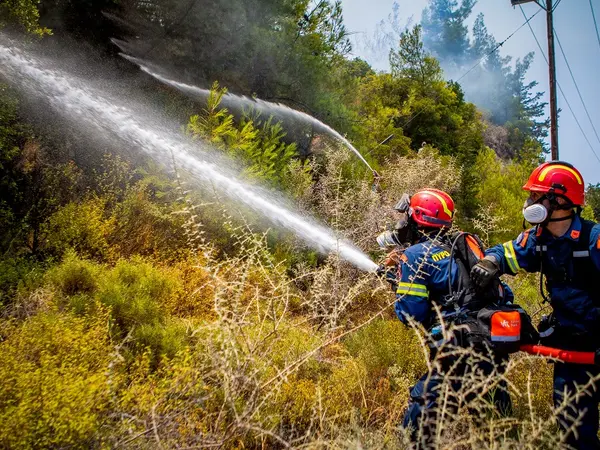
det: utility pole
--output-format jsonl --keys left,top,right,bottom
{"left": 511, "top": 0, "right": 559, "bottom": 160}
{"left": 546, "top": 0, "right": 559, "bottom": 160}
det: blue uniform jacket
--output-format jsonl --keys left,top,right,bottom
{"left": 394, "top": 236, "right": 460, "bottom": 325}
{"left": 486, "top": 215, "right": 600, "bottom": 336}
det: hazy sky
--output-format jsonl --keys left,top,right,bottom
{"left": 339, "top": 0, "right": 600, "bottom": 185}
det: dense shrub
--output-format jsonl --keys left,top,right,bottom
{"left": 41, "top": 198, "right": 114, "bottom": 260}
{"left": 0, "top": 311, "right": 116, "bottom": 449}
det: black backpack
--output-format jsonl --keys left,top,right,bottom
{"left": 441, "top": 232, "right": 538, "bottom": 353}
{"left": 443, "top": 232, "right": 504, "bottom": 310}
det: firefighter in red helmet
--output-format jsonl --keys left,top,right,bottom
{"left": 472, "top": 161, "right": 600, "bottom": 450}
{"left": 377, "top": 188, "right": 513, "bottom": 445}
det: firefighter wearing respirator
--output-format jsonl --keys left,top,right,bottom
{"left": 471, "top": 161, "right": 600, "bottom": 450}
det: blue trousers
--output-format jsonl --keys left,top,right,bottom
{"left": 554, "top": 362, "right": 600, "bottom": 450}
{"left": 402, "top": 358, "right": 511, "bottom": 446}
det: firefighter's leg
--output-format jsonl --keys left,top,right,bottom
{"left": 401, "top": 371, "right": 444, "bottom": 446}
{"left": 465, "top": 356, "right": 512, "bottom": 421}
{"left": 553, "top": 362, "right": 600, "bottom": 450}
{"left": 488, "top": 355, "right": 512, "bottom": 417}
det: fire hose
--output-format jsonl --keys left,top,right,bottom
{"left": 520, "top": 345, "right": 597, "bottom": 365}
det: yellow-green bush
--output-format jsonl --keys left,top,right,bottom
{"left": 41, "top": 197, "right": 114, "bottom": 260}
{"left": 96, "top": 258, "right": 182, "bottom": 330}
{"left": 344, "top": 319, "right": 426, "bottom": 381}
{"left": 46, "top": 254, "right": 191, "bottom": 359}
{"left": 46, "top": 250, "right": 101, "bottom": 297}
{"left": 134, "top": 319, "right": 191, "bottom": 359}
{"left": 0, "top": 311, "right": 116, "bottom": 449}
{"left": 472, "top": 148, "right": 534, "bottom": 245}
{"left": 110, "top": 187, "right": 188, "bottom": 261}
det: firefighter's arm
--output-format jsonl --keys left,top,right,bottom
{"left": 394, "top": 251, "right": 430, "bottom": 325}
{"left": 589, "top": 224, "right": 600, "bottom": 271}
{"left": 583, "top": 225, "right": 600, "bottom": 334}
{"left": 484, "top": 229, "right": 539, "bottom": 276}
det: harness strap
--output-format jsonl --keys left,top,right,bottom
{"left": 537, "top": 219, "right": 599, "bottom": 304}
{"left": 535, "top": 246, "right": 588, "bottom": 258}
{"left": 572, "top": 219, "right": 597, "bottom": 299}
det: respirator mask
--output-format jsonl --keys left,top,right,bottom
{"left": 522, "top": 191, "right": 574, "bottom": 225}
{"left": 522, "top": 196, "right": 549, "bottom": 224}
{"left": 376, "top": 194, "right": 417, "bottom": 248}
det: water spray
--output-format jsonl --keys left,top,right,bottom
{"left": 0, "top": 39, "right": 378, "bottom": 273}
{"left": 116, "top": 51, "right": 380, "bottom": 179}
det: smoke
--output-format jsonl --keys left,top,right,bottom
{"left": 347, "top": 1, "right": 543, "bottom": 139}
{"left": 348, "top": 2, "right": 415, "bottom": 71}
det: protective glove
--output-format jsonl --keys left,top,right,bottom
{"left": 376, "top": 264, "right": 398, "bottom": 292}
{"left": 376, "top": 264, "right": 387, "bottom": 277}
{"left": 470, "top": 256, "right": 499, "bottom": 290}
{"left": 537, "top": 314, "right": 556, "bottom": 339}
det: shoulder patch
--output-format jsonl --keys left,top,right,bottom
{"left": 571, "top": 229, "right": 580, "bottom": 240}
{"left": 517, "top": 230, "right": 530, "bottom": 248}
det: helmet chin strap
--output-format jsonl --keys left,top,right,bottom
{"left": 544, "top": 193, "right": 576, "bottom": 225}
{"left": 546, "top": 212, "right": 575, "bottom": 223}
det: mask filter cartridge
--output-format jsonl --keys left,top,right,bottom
{"left": 522, "top": 200, "right": 548, "bottom": 224}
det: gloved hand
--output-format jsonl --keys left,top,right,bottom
{"left": 375, "top": 264, "right": 388, "bottom": 277}
{"left": 470, "top": 256, "right": 499, "bottom": 290}
{"left": 537, "top": 314, "right": 556, "bottom": 339}
{"left": 376, "top": 264, "right": 398, "bottom": 292}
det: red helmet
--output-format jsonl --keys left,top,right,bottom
{"left": 523, "top": 161, "right": 584, "bottom": 206}
{"left": 409, "top": 189, "right": 455, "bottom": 228}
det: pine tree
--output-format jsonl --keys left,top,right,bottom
{"left": 421, "top": 0, "right": 475, "bottom": 69}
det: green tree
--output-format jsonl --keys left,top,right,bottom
{"left": 0, "top": 0, "right": 50, "bottom": 35}
{"left": 421, "top": 0, "right": 475, "bottom": 68}
{"left": 586, "top": 184, "right": 600, "bottom": 221}
{"left": 390, "top": 25, "right": 442, "bottom": 85}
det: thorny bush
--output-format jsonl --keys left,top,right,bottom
{"left": 0, "top": 143, "right": 588, "bottom": 449}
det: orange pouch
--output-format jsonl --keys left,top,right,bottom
{"left": 490, "top": 311, "right": 521, "bottom": 343}
{"left": 477, "top": 306, "right": 527, "bottom": 354}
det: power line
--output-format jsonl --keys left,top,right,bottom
{"left": 519, "top": 5, "right": 600, "bottom": 165}
{"left": 402, "top": 8, "right": 542, "bottom": 129}
{"left": 554, "top": 29, "right": 600, "bottom": 147}
{"left": 552, "top": 0, "right": 563, "bottom": 12}
{"left": 590, "top": 0, "right": 600, "bottom": 54}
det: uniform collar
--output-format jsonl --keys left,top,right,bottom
{"left": 536, "top": 214, "right": 581, "bottom": 241}
{"left": 420, "top": 230, "right": 448, "bottom": 244}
